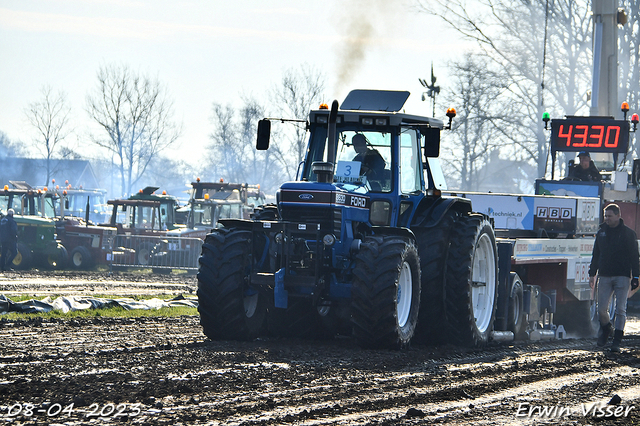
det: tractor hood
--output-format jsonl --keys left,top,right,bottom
{"left": 166, "top": 226, "right": 207, "bottom": 240}
{"left": 13, "top": 215, "right": 55, "bottom": 227}
{"left": 279, "top": 181, "right": 369, "bottom": 208}
{"left": 277, "top": 181, "right": 370, "bottom": 225}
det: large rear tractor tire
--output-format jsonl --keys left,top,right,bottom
{"left": 351, "top": 235, "right": 421, "bottom": 349}
{"left": 412, "top": 213, "right": 454, "bottom": 345}
{"left": 197, "top": 228, "right": 267, "bottom": 340}
{"left": 445, "top": 215, "right": 498, "bottom": 346}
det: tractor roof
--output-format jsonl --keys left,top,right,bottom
{"left": 309, "top": 89, "right": 444, "bottom": 128}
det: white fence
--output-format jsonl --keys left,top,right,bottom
{"left": 109, "top": 234, "right": 203, "bottom": 272}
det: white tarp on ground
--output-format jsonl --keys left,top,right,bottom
{"left": 0, "top": 294, "right": 198, "bottom": 314}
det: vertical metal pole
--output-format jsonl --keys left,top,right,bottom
{"left": 326, "top": 100, "right": 339, "bottom": 183}
{"left": 590, "top": 0, "right": 619, "bottom": 118}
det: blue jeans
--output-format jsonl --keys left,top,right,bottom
{"left": 597, "top": 276, "right": 631, "bottom": 330}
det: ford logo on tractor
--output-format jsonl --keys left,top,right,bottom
{"left": 299, "top": 194, "right": 314, "bottom": 200}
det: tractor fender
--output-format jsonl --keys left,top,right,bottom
{"left": 411, "top": 196, "right": 472, "bottom": 228}
{"left": 218, "top": 218, "right": 254, "bottom": 231}
{"left": 370, "top": 226, "right": 416, "bottom": 244}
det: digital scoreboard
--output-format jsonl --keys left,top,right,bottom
{"left": 550, "top": 117, "right": 630, "bottom": 154}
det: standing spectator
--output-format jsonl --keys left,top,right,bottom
{"left": 0, "top": 209, "right": 18, "bottom": 272}
{"left": 588, "top": 203, "right": 640, "bottom": 352}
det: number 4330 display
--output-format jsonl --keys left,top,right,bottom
{"left": 550, "top": 117, "right": 630, "bottom": 154}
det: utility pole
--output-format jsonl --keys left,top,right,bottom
{"left": 590, "top": 0, "right": 620, "bottom": 118}
{"left": 419, "top": 63, "right": 440, "bottom": 118}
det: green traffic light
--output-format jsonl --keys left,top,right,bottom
{"left": 542, "top": 112, "right": 550, "bottom": 122}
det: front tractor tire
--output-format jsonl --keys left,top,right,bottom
{"left": 70, "top": 246, "right": 94, "bottom": 270}
{"left": 44, "top": 244, "right": 68, "bottom": 269}
{"left": 445, "top": 215, "right": 498, "bottom": 346}
{"left": 351, "top": 236, "right": 421, "bottom": 349}
{"left": 12, "top": 243, "right": 32, "bottom": 270}
{"left": 197, "top": 228, "right": 267, "bottom": 341}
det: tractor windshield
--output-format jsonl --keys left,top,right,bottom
{"left": 189, "top": 201, "right": 243, "bottom": 228}
{"left": 191, "top": 202, "right": 215, "bottom": 227}
{"left": 63, "top": 192, "right": 110, "bottom": 223}
{"left": 304, "top": 127, "right": 393, "bottom": 193}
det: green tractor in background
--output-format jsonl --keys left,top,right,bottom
{"left": 0, "top": 183, "right": 68, "bottom": 270}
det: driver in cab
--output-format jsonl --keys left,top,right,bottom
{"left": 567, "top": 151, "right": 602, "bottom": 182}
{"left": 352, "top": 134, "right": 385, "bottom": 181}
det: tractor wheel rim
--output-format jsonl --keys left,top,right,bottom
{"left": 244, "top": 293, "right": 258, "bottom": 318}
{"left": 397, "top": 261, "right": 412, "bottom": 328}
{"left": 472, "top": 233, "right": 496, "bottom": 333}
{"left": 513, "top": 292, "right": 521, "bottom": 325}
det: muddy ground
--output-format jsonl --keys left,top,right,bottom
{"left": 1, "top": 270, "right": 640, "bottom": 425}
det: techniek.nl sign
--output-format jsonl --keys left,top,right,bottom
{"left": 460, "top": 194, "right": 534, "bottom": 230}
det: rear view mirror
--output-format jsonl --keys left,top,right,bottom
{"left": 422, "top": 127, "right": 441, "bottom": 158}
{"left": 256, "top": 120, "right": 271, "bottom": 150}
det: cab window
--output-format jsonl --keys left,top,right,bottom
{"left": 334, "top": 131, "right": 392, "bottom": 192}
{"left": 400, "top": 129, "right": 422, "bottom": 194}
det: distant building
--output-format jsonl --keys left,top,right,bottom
{"left": 0, "top": 157, "right": 101, "bottom": 189}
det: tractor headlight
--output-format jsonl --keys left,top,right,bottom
{"left": 322, "top": 233, "right": 336, "bottom": 247}
{"left": 370, "top": 200, "right": 391, "bottom": 226}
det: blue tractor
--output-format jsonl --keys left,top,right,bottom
{"left": 197, "top": 90, "right": 499, "bottom": 349}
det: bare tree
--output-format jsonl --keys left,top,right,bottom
{"left": 207, "top": 98, "right": 284, "bottom": 195}
{"left": 270, "top": 64, "right": 326, "bottom": 174}
{"left": 418, "top": 0, "right": 592, "bottom": 178}
{"left": 0, "top": 131, "right": 23, "bottom": 157}
{"left": 440, "top": 54, "right": 508, "bottom": 190}
{"left": 86, "top": 64, "right": 182, "bottom": 196}
{"left": 209, "top": 103, "right": 241, "bottom": 182}
{"left": 238, "top": 98, "right": 282, "bottom": 192}
{"left": 206, "top": 66, "right": 326, "bottom": 195}
{"left": 24, "top": 86, "right": 72, "bottom": 185}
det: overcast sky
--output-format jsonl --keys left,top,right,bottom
{"left": 0, "top": 0, "right": 468, "bottom": 163}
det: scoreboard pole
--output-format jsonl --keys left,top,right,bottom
{"left": 590, "top": 0, "right": 619, "bottom": 119}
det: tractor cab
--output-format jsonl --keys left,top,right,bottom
{"left": 263, "top": 89, "right": 448, "bottom": 232}
{"left": 128, "top": 186, "right": 182, "bottom": 231}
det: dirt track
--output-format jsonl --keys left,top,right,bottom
{"left": 1, "top": 271, "right": 640, "bottom": 425}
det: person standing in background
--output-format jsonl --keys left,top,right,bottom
{"left": 589, "top": 203, "right": 640, "bottom": 352}
{"left": 0, "top": 209, "right": 18, "bottom": 272}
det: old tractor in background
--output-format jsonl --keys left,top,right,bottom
{"left": 127, "top": 186, "right": 183, "bottom": 230}
{"left": 0, "top": 181, "right": 117, "bottom": 270}
{"left": 103, "top": 198, "right": 175, "bottom": 267}
{"left": 49, "top": 181, "right": 111, "bottom": 224}
{"left": 150, "top": 180, "right": 266, "bottom": 271}
{"left": 197, "top": 90, "right": 501, "bottom": 349}
{"left": 0, "top": 183, "right": 67, "bottom": 270}
{"left": 48, "top": 185, "right": 117, "bottom": 270}
{"left": 181, "top": 179, "right": 266, "bottom": 239}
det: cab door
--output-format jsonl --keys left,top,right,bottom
{"left": 398, "top": 128, "right": 423, "bottom": 227}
